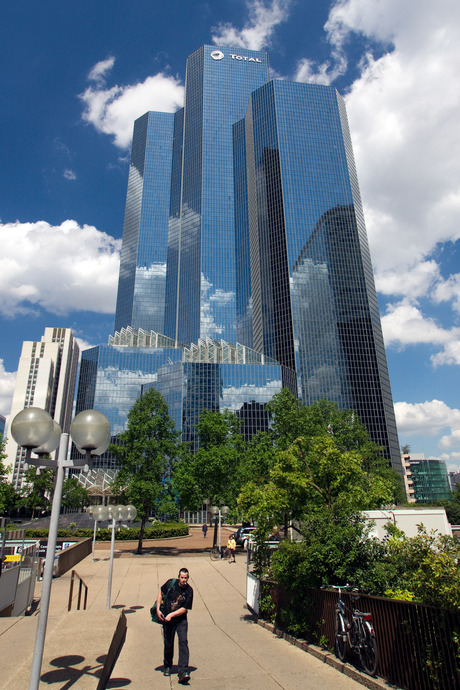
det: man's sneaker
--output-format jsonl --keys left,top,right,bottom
{"left": 178, "top": 670, "right": 190, "bottom": 683}
{"left": 163, "top": 667, "right": 171, "bottom": 676}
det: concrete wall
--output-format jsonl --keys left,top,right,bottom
{"left": 365, "top": 508, "right": 452, "bottom": 539}
{"left": 54, "top": 538, "right": 92, "bottom": 577}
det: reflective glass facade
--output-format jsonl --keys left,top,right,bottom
{"left": 78, "top": 45, "right": 401, "bottom": 474}
{"left": 75, "top": 345, "right": 183, "bottom": 469}
{"left": 240, "top": 80, "right": 400, "bottom": 468}
{"left": 407, "top": 458, "right": 452, "bottom": 503}
{"left": 164, "top": 46, "right": 269, "bottom": 345}
{"left": 145, "top": 360, "right": 285, "bottom": 451}
{"left": 114, "top": 112, "right": 174, "bottom": 334}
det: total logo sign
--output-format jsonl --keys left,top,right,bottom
{"left": 210, "top": 50, "right": 262, "bottom": 64}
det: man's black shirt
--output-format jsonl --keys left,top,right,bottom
{"left": 161, "top": 578, "right": 193, "bottom": 622}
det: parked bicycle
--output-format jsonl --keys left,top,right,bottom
{"left": 323, "top": 584, "right": 379, "bottom": 677}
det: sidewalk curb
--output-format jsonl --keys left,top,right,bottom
{"left": 256, "top": 619, "right": 397, "bottom": 690}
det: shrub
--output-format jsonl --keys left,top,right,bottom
{"left": 25, "top": 522, "right": 189, "bottom": 541}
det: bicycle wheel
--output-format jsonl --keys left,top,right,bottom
{"left": 359, "top": 624, "right": 378, "bottom": 676}
{"left": 210, "top": 546, "right": 220, "bottom": 560}
{"left": 335, "top": 613, "right": 348, "bottom": 661}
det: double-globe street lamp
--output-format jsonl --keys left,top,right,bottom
{"left": 11, "top": 406, "right": 110, "bottom": 690}
{"left": 87, "top": 503, "right": 137, "bottom": 608}
{"left": 211, "top": 504, "right": 229, "bottom": 558}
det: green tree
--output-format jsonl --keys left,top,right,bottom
{"left": 19, "top": 467, "right": 55, "bottom": 518}
{"left": 271, "top": 511, "right": 387, "bottom": 592}
{"left": 237, "top": 395, "right": 398, "bottom": 536}
{"left": 383, "top": 527, "right": 460, "bottom": 608}
{"left": 61, "top": 477, "right": 90, "bottom": 511}
{"left": 267, "top": 390, "right": 404, "bottom": 503}
{"left": 238, "top": 433, "right": 395, "bottom": 539}
{"left": 110, "top": 388, "right": 180, "bottom": 554}
{"left": 173, "top": 409, "right": 244, "bottom": 512}
{"left": 0, "top": 436, "right": 18, "bottom": 516}
{"left": 237, "top": 431, "right": 276, "bottom": 487}
{"left": 435, "top": 485, "right": 460, "bottom": 525}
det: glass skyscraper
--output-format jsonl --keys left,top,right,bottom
{"left": 238, "top": 79, "right": 400, "bottom": 463}
{"left": 163, "top": 45, "right": 270, "bottom": 345}
{"left": 114, "top": 111, "right": 174, "bottom": 334}
{"left": 78, "top": 44, "right": 401, "bottom": 472}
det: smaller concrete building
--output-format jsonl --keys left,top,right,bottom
{"left": 5, "top": 328, "right": 79, "bottom": 487}
{"left": 365, "top": 508, "right": 452, "bottom": 540}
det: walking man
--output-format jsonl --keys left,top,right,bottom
{"left": 156, "top": 567, "right": 193, "bottom": 683}
{"left": 202, "top": 522, "right": 208, "bottom": 538}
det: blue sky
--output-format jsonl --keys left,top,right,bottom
{"left": 1, "top": 0, "right": 460, "bottom": 471}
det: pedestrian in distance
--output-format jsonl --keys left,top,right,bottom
{"left": 227, "top": 534, "right": 236, "bottom": 562}
{"left": 202, "top": 522, "right": 208, "bottom": 538}
{"left": 156, "top": 567, "right": 193, "bottom": 684}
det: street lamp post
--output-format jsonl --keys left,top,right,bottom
{"left": 11, "top": 407, "right": 110, "bottom": 690}
{"left": 105, "top": 504, "right": 137, "bottom": 609}
{"left": 87, "top": 502, "right": 137, "bottom": 607}
{"left": 211, "top": 504, "right": 229, "bottom": 558}
{"left": 87, "top": 504, "right": 110, "bottom": 562}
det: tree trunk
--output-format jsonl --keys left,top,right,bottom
{"left": 283, "top": 512, "right": 288, "bottom": 539}
{"left": 137, "top": 515, "right": 146, "bottom": 554}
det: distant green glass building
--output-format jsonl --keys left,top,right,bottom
{"left": 405, "top": 455, "right": 451, "bottom": 503}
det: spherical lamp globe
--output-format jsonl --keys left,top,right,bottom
{"left": 11, "top": 407, "right": 54, "bottom": 449}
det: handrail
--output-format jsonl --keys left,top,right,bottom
{"left": 68, "top": 569, "right": 88, "bottom": 611}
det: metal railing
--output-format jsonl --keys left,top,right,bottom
{"left": 261, "top": 582, "right": 460, "bottom": 690}
{"left": 67, "top": 569, "right": 88, "bottom": 612}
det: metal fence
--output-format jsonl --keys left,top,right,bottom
{"left": 262, "top": 582, "right": 460, "bottom": 690}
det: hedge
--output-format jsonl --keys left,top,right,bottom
{"left": 24, "top": 522, "right": 189, "bottom": 541}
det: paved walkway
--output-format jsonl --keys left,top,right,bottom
{"left": 0, "top": 530, "right": 385, "bottom": 689}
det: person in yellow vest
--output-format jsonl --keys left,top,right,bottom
{"left": 227, "top": 535, "right": 236, "bottom": 562}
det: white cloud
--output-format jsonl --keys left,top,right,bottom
{"left": 210, "top": 289, "right": 234, "bottom": 305}
{"left": 75, "top": 337, "right": 97, "bottom": 353}
{"left": 94, "top": 366, "right": 160, "bottom": 434}
{"left": 392, "top": 399, "right": 460, "bottom": 464}
{"left": 333, "top": 0, "right": 460, "bottom": 278}
{"left": 63, "top": 169, "right": 76, "bottom": 181}
{"left": 211, "top": 0, "right": 291, "bottom": 50}
{"left": 440, "top": 428, "right": 460, "bottom": 452}
{"left": 0, "top": 359, "right": 16, "bottom": 418}
{"left": 432, "top": 273, "right": 460, "bottom": 315}
{"left": 431, "top": 339, "right": 460, "bottom": 367}
{"left": 221, "top": 379, "right": 283, "bottom": 411}
{"left": 381, "top": 300, "right": 460, "bottom": 364}
{"left": 200, "top": 275, "right": 224, "bottom": 339}
{"left": 291, "top": 0, "right": 459, "bottom": 369}
{"left": 395, "top": 399, "right": 460, "bottom": 441}
{"left": 0, "top": 221, "right": 121, "bottom": 317}
{"left": 293, "top": 54, "right": 347, "bottom": 86}
{"left": 87, "top": 56, "right": 116, "bottom": 85}
{"left": 80, "top": 58, "right": 184, "bottom": 149}
{"left": 375, "top": 261, "right": 440, "bottom": 299}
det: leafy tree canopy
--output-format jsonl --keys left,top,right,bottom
{"left": 0, "top": 436, "right": 18, "bottom": 515}
{"left": 270, "top": 520, "right": 460, "bottom": 610}
{"left": 110, "top": 388, "right": 180, "bottom": 553}
{"left": 383, "top": 527, "right": 460, "bottom": 608}
{"left": 238, "top": 390, "right": 402, "bottom": 535}
{"left": 19, "top": 467, "right": 55, "bottom": 518}
{"left": 173, "top": 409, "right": 244, "bottom": 512}
{"left": 61, "top": 477, "right": 90, "bottom": 511}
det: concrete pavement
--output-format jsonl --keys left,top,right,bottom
{"left": 0, "top": 530, "right": 386, "bottom": 688}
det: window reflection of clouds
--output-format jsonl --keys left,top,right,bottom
{"left": 220, "top": 377, "right": 283, "bottom": 412}
{"left": 200, "top": 274, "right": 235, "bottom": 340}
